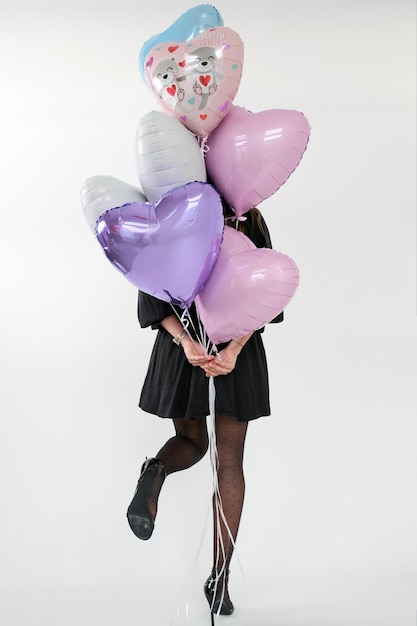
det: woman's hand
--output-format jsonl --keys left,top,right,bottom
{"left": 160, "top": 315, "right": 214, "bottom": 368}
{"left": 202, "top": 335, "right": 254, "bottom": 377}
{"left": 202, "top": 340, "right": 242, "bottom": 377}
{"left": 181, "top": 336, "right": 215, "bottom": 368}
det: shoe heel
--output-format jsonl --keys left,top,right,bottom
{"left": 204, "top": 570, "right": 234, "bottom": 616}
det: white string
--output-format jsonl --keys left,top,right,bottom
{"left": 169, "top": 304, "right": 207, "bottom": 352}
{"left": 169, "top": 303, "right": 220, "bottom": 358}
{"left": 199, "top": 135, "right": 209, "bottom": 159}
{"left": 170, "top": 385, "right": 238, "bottom": 625}
{"left": 224, "top": 214, "right": 247, "bottom": 225}
{"left": 168, "top": 308, "right": 246, "bottom": 625}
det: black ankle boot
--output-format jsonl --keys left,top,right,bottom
{"left": 204, "top": 570, "right": 234, "bottom": 616}
{"left": 126, "top": 457, "right": 166, "bottom": 540}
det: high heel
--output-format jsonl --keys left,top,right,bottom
{"left": 204, "top": 570, "right": 234, "bottom": 616}
{"left": 126, "top": 457, "right": 166, "bottom": 540}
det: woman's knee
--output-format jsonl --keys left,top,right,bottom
{"left": 197, "top": 433, "right": 209, "bottom": 459}
{"left": 194, "top": 421, "right": 209, "bottom": 459}
{"left": 174, "top": 417, "right": 209, "bottom": 459}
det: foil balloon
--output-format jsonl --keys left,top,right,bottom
{"left": 81, "top": 175, "right": 147, "bottom": 231}
{"left": 136, "top": 110, "right": 206, "bottom": 204}
{"left": 205, "top": 105, "right": 311, "bottom": 217}
{"left": 195, "top": 226, "right": 300, "bottom": 344}
{"left": 143, "top": 27, "right": 244, "bottom": 138}
{"left": 139, "top": 4, "right": 224, "bottom": 84}
{"left": 95, "top": 182, "right": 224, "bottom": 308}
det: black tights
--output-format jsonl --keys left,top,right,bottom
{"left": 211, "top": 414, "right": 248, "bottom": 576}
{"left": 150, "top": 415, "right": 248, "bottom": 576}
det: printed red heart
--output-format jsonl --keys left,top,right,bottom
{"left": 139, "top": 5, "right": 224, "bottom": 85}
{"left": 168, "top": 45, "right": 179, "bottom": 53}
{"left": 167, "top": 85, "right": 176, "bottom": 96}
{"left": 200, "top": 114, "right": 208, "bottom": 120}
{"left": 179, "top": 60, "right": 186, "bottom": 67}
{"left": 199, "top": 75, "right": 211, "bottom": 87}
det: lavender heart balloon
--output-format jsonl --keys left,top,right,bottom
{"left": 205, "top": 105, "right": 311, "bottom": 217}
{"left": 195, "top": 226, "right": 300, "bottom": 343}
{"left": 95, "top": 182, "right": 224, "bottom": 308}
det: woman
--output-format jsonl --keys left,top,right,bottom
{"left": 126, "top": 205, "right": 283, "bottom": 616}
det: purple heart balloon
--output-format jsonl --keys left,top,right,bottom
{"left": 95, "top": 182, "right": 224, "bottom": 308}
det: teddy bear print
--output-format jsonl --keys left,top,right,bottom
{"left": 189, "top": 46, "right": 224, "bottom": 110}
{"left": 152, "top": 58, "right": 187, "bottom": 112}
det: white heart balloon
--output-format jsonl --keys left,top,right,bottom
{"left": 80, "top": 175, "right": 147, "bottom": 231}
{"left": 136, "top": 110, "right": 206, "bottom": 203}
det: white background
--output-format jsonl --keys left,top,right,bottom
{"left": 0, "top": 1, "right": 416, "bottom": 625}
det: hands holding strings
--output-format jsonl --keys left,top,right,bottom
{"left": 161, "top": 314, "right": 252, "bottom": 378}
{"left": 182, "top": 334, "right": 251, "bottom": 378}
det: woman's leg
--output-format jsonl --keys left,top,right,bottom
{"left": 156, "top": 416, "right": 209, "bottom": 475}
{"left": 127, "top": 417, "right": 208, "bottom": 539}
{"left": 205, "top": 413, "right": 248, "bottom": 613}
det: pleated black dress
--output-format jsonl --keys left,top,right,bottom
{"left": 137, "top": 212, "right": 283, "bottom": 422}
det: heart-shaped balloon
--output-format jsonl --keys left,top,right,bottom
{"left": 80, "top": 175, "right": 147, "bottom": 231}
{"left": 143, "top": 27, "right": 244, "bottom": 138}
{"left": 139, "top": 4, "right": 224, "bottom": 84}
{"left": 205, "top": 105, "right": 311, "bottom": 217}
{"left": 95, "top": 182, "right": 224, "bottom": 308}
{"left": 136, "top": 110, "right": 206, "bottom": 203}
{"left": 195, "top": 226, "right": 300, "bottom": 344}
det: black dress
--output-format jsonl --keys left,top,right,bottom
{"left": 137, "top": 213, "right": 283, "bottom": 422}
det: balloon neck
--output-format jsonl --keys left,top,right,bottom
{"left": 225, "top": 215, "right": 247, "bottom": 226}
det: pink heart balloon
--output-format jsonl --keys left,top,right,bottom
{"left": 195, "top": 226, "right": 300, "bottom": 344}
{"left": 205, "top": 105, "right": 311, "bottom": 217}
{"left": 143, "top": 27, "right": 244, "bottom": 138}
{"left": 95, "top": 182, "right": 224, "bottom": 308}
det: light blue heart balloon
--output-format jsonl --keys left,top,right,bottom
{"left": 139, "top": 4, "right": 224, "bottom": 85}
